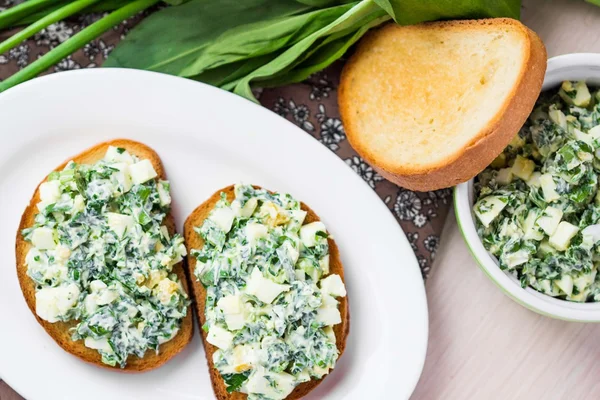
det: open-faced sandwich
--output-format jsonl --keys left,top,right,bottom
{"left": 15, "top": 139, "right": 193, "bottom": 371}
{"left": 184, "top": 184, "right": 349, "bottom": 400}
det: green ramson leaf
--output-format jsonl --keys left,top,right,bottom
{"left": 223, "top": 372, "right": 250, "bottom": 393}
{"left": 178, "top": 3, "right": 356, "bottom": 77}
{"left": 162, "top": 0, "right": 191, "bottom": 5}
{"left": 258, "top": 14, "right": 386, "bottom": 88}
{"left": 373, "top": 0, "right": 521, "bottom": 24}
{"left": 295, "top": 0, "right": 345, "bottom": 6}
{"left": 104, "top": 0, "right": 312, "bottom": 75}
{"left": 233, "top": 0, "right": 387, "bottom": 99}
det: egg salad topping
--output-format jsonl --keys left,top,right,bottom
{"left": 192, "top": 185, "right": 346, "bottom": 400}
{"left": 22, "top": 146, "right": 189, "bottom": 367}
{"left": 474, "top": 81, "right": 600, "bottom": 302}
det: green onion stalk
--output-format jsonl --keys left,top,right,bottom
{"left": 0, "top": 0, "right": 161, "bottom": 92}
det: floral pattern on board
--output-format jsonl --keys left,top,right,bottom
{"left": 0, "top": 10, "right": 450, "bottom": 281}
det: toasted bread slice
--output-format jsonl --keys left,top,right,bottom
{"left": 339, "top": 18, "right": 547, "bottom": 191}
{"left": 184, "top": 185, "right": 350, "bottom": 400}
{"left": 15, "top": 139, "right": 193, "bottom": 372}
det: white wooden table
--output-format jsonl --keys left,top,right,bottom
{"left": 2, "top": 1, "right": 600, "bottom": 399}
{"left": 411, "top": 1, "right": 600, "bottom": 398}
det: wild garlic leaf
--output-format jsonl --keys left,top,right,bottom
{"left": 373, "top": 0, "right": 521, "bottom": 25}
{"left": 233, "top": 0, "right": 386, "bottom": 100}
{"left": 104, "top": 0, "right": 312, "bottom": 75}
{"left": 258, "top": 14, "right": 387, "bottom": 88}
{"left": 223, "top": 372, "right": 250, "bottom": 393}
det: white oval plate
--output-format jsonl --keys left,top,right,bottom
{"left": 0, "top": 69, "right": 427, "bottom": 400}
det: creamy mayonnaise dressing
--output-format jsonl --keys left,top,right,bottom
{"left": 192, "top": 185, "right": 346, "bottom": 399}
{"left": 23, "top": 146, "right": 189, "bottom": 367}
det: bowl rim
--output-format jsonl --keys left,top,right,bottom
{"left": 454, "top": 52, "right": 600, "bottom": 323}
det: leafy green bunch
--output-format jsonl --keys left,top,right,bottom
{"left": 0, "top": 0, "right": 520, "bottom": 98}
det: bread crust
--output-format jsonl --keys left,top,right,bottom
{"left": 183, "top": 185, "right": 349, "bottom": 400}
{"left": 338, "top": 18, "right": 547, "bottom": 191}
{"left": 15, "top": 139, "right": 194, "bottom": 372}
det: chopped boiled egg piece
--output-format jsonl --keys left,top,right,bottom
{"left": 549, "top": 221, "right": 579, "bottom": 251}
{"left": 245, "top": 267, "right": 290, "bottom": 304}
{"left": 320, "top": 274, "right": 346, "bottom": 297}
{"left": 554, "top": 275, "right": 574, "bottom": 296}
{"left": 128, "top": 159, "right": 157, "bottom": 185}
{"left": 511, "top": 155, "right": 535, "bottom": 181}
{"left": 526, "top": 171, "right": 541, "bottom": 188}
{"left": 536, "top": 206, "right": 563, "bottom": 236}
{"left": 574, "top": 128, "right": 594, "bottom": 146}
{"left": 84, "top": 337, "right": 113, "bottom": 353}
{"left": 106, "top": 212, "right": 135, "bottom": 238}
{"left": 523, "top": 210, "right": 544, "bottom": 241}
{"left": 324, "top": 326, "right": 336, "bottom": 343}
{"left": 573, "top": 81, "right": 592, "bottom": 107}
{"left": 245, "top": 368, "right": 295, "bottom": 399}
{"left": 111, "top": 162, "right": 132, "bottom": 193}
{"left": 230, "top": 344, "right": 258, "bottom": 373}
{"left": 217, "top": 295, "right": 241, "bottom": 314}
{"left": 549, "top": 108, "right": 567, "bottom": 129}
{"left": 509, "top": 134, "right": 525, "bottom": 149}
{"left": 31, "top": 227, "right": 57, "bottom": 250}
{"left": 473, "top": 196, "right": 507, "bottom": 228}
{"left": 54, "top": 244, "right": 71, "bottom": 262}
{"left": 321, "top": 294, "right": 338, "bottom": 308}
{"left": 217, "top": 295, "right": 247, "bottom": 329}
{"left": 589, "top": 124, "right": 600, "bottom": 139}
{"left": 539, "top": 174, "right": 560, "bottom": 202}
{"left": 503, "top": 249, "right": 530, "bottom": 269}
{"left": 496, "top": 168, "right": 513, "bottom": 185}
{"left": 104, "top": 146, "right": 134, "bottom": 165}
{"left": 316, "top": 307, "right": 342, "bottom": 326}
{"left": 35, "top": 283, "right": 80, "bottom": 323}
{"left": 154, "top": 278, "right": 179, "bottom": 304}
{"left": 144, "top": 269, "right": 168, "bottom": 289}
{"left": 207, "top": 325, "right": 234, "bottom": 350}
{"left": 232, "top": 197, "right": 258, "bottom": 218}
{"left": 300, "top": 221, "right": 327, "bottom": 247}
{"left": 289, "top": 209, "right": 308, "bottom": 226}
{"left": 319, "top": 254, "right": 330, "bottom": 275}
{"left": 72, "top": 194, "right": 85, "bottom": 214}
{"left": 260, "top": 201, "right": 289, "bottom": 226}
{"left": 574, "top": 270, "right": 597, "bottom": 293}
{"left": 39, "top": 180, "right": 61, "bottom": 203}
{"left": 209, "top": 207, "right": 235, "bottom": 233}
{"left": 245, "top": 222, "right": 268, "bottom": 248}
{"left": 157, "top": 181, "right": 171, "bottom": 206}
{"left": 582, "top": 224, "right": 600, "bottom": 245}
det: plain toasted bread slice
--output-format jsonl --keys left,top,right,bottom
{"left": 183, "top": 185, "right": 350, "bottom": 400}
{"left": 339, "top": 18, "right": 547, "bottom": 191}
{"left": 15, "top": 139, "right": 193, "bottom": 372}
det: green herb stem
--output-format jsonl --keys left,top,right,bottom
{"left": 13, "top": 0, "right": 137, "bottom": 28}
{"left": 0, "top": 0, "right": 160, "bottom": 92}
{"left": 0, "top": 0, "right": 102, "bottom": 56}
{"left": 0, "top": 0, "right": 64, "bottom": 30}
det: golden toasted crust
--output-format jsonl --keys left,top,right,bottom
{"left": 338, "top": 18, "right": 547, "bottom": 191}
{"left": 183, "top": 185, "right": 350, "bottom": 400}
{"left": 15, "top": 139, "right": 193, "bottom": 372}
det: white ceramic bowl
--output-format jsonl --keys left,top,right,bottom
{"left": 455, "top": 53, "right": 600, "bottom": 322}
